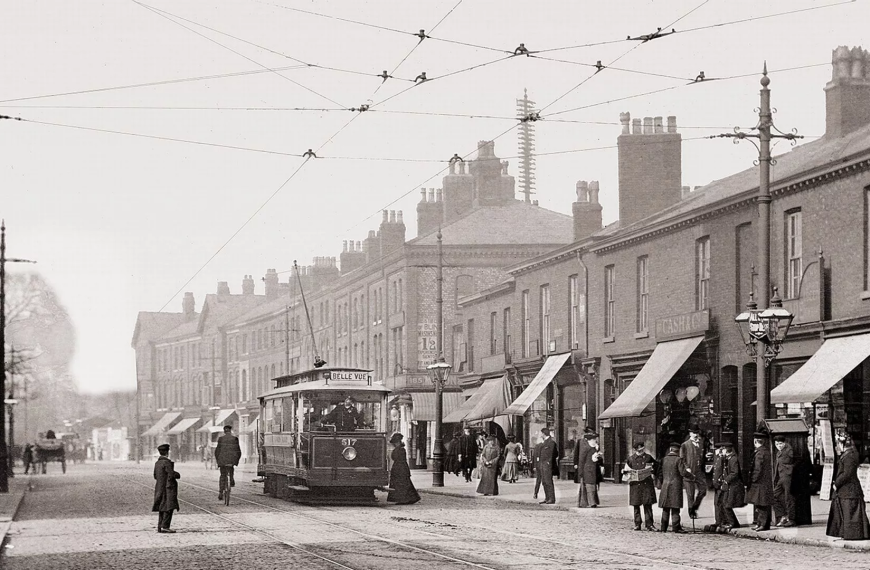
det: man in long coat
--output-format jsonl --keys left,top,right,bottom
{"left": 152, "top": 443, "right": 181, "bottom": 533}
{"left": 659, "top": 441, "right": 687, "bottom": 533}
{"left": 574, "top": 432, "right": 603, "bottom": 508}
{"left": 773, "top": 435, "right": 796, "bottom": 527}
{"left": 215, "top": 425, "right": 242, "bottom": 500}
{"left": 457, "top": 427, "right": 479, "bottom": 483}
{"left": 537, "top": 428, "right": 560, "bottom": 504}
{"left": 710, "top": 443, "right": 728, "bottom": 530}
{"left": 531, "top": 438, "right": 543, "bottom": 499}
{"left": 623, "top": 441, "right": 657, "bottom": 531}
{"left": 746, "top": 432, "right": 774, "bottom": 531}
{"left": 719, "top": 441, "right": 744, "bottom": 530}
{"left": 680, "top": 424, "right": 706, "bottom": 519}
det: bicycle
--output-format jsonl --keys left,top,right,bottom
{"left": 218, "top": 465, "right": 233, "bottom": 506}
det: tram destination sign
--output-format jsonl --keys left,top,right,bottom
{"left": 655, "top": 309, "right": 710, "bottom": 341}
{"left": 323, "top": 370, "right": 373, "bottom": 385}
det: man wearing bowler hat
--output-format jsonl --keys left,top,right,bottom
{"left": 680, "top": 423, "right": 706, "bottom": 519}
{"left": 537, "top": 428, "right": 560, "bottom": 504}
{"left": 773, "top": 435, "right": 797, "bottom": 527}
{"left": 659, "top": 441, "right": 687, "bottom": 533}
{"left": 747, "top": 431, "right": 774, "bottom": 531}
{"left": 153, "top": 443, "right": 181, "bottom": 533}
{"left": 719, "top": 441, "right": 745, "bottom": 530}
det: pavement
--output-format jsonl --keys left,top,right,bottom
{"left": 0, "top": 473, "right": 30, "bottom": 548}
{"left": 408, "top": 468, "right": 870, "bottom": 552}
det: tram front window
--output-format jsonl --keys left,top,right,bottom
{"left": 302, "top": 394, "right": 383, "bottom": 432}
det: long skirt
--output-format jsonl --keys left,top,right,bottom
{"left": 477, "top": 465, "right": 499, "bottom": 495}
{"left": 387, "top": 473, "right": 421, "bottom": 505}
{"left": 826, "top": 496, "right": 870, "bottom": 540}
{"left": 501, "top": 460, "right": 518, "bottom": 482}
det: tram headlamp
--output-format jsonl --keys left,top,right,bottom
{"left": 342, "top": 446, "right": 357, "bottom": 461}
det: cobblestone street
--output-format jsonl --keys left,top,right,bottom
{"left": 2, "top": 462, "right": 869, "bottom": 569}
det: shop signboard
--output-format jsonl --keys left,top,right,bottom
{"left": 655, "top": 309, "right": 710, "bottom": 342}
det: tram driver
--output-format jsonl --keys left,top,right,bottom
{"left": 320, "top": 396, "right": 361, "bottom": 432}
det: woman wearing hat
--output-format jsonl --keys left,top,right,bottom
{"left": 622, "top": 441, "right": 657, "bottom": 531}
{"left": 476, "top": 435, "right": 501, "bottom": 496}
{"left": 387, "top": 433, "right": 420, "bottom": 505}
{"left": 826, "top": 432, "right": 870, "bottom": 540}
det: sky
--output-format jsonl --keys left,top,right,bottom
{"left": 2, "top": 0, "right": 868, "bottom": 394}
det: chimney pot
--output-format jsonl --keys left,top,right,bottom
{"left": 356, "top": 240, "right": 362, "bottom": 250}
{"left": 420, "top": 188, "right": 427, "bottom": 201}
{"left": 588, "top": 181, "right": 600, "bottom": 203}
{"left": 667, "top": 116, "right": 677, "bottom": 133}
{"left": 851, "top": 46, "right": 865, "bottom": 78}
{"left": 619, "top": 111, "right": 631, "bottom": 134}
{"left": 382, "top": 210, "right": 388, "bottom": 223}
{"left": 389, "top": 210, "right": 396, "bottom": 223}
{"left": 428, "top": 188, "right": 435, "bottom": 202}
{"left": 397, "top": 211, "right": 404, "bottom": 224}
{"left": 654, "top": 116, "right": 663, "bottom": 133}
{"left": 682, "top": 185, "right": 691, "bottom": 199}
{"left": 436, "top": 188, "right": 443, "bottom": 202}
{"left": 632, "top": 118, "right": 642, "bottom": 134}
{"left": 342, "top": 240, "right": 348, "bottom": 252}
{"left": 642, "top": 117, "right": 653, "bottom": 134}
{"left": 458, "top": 161, "right": 466, "bottom": 174}
{"left": 575, "top": 180, "right": 589, "bottom": 202}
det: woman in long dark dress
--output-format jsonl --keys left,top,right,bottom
{"left": 476, "top": 436, "right": 500, "bottom": 496}
{"left": 826, "top": 433, "right": 870, "bottom": 540}
{"left": 387, "top": 433, "right": 420, "bottom": 505}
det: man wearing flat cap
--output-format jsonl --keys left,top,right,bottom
{"left": 680, "top": 423, "right": 707, "bottom": 519}
{"left": 574, "top": 432, "right": 603, "bottom": 508}
{"left": 537, "top": 428, "right": 560, "bottom": 504}
{"left": 153, "top": 443, "right": 181, "bottom": 533}
{"left": 747, "top": 432, "right": 774, "bottom": 531}
{"left": 622, "top": 441, "right": 657, "bottom": 530}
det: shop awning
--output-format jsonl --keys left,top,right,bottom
{"left": 771, "top": 333, "right": 870, "bottom": 404}
{"left": 244, "top": 414, "right": 260, "bottom": 433}
{"left": 443, "top": 392, "right": 479, "bottom": 423}
{"left": 503, "top": 353, "right": 572, "bottom": 415}
{"left": 165, "top": 417, "right": 200, "bottom": 435}
{"left": 464, "top": 376, "right": 512, "bottom": 422}
{"left": 196, "top": 419, "right": 214, "bottom": 433}
{"left": 599, "top": 336, "right": 705, "bottom": 419}
{"left": 409, "top": 392, "right": 465, "bottom": 422}
{"left": 141, "top": 412, "right": 180, "bottom": 437}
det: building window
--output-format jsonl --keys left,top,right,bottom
{"left": 604, "top": 265, "right": 615, "bottom": 338}
{"left": 489, "top": 312, "right": 498, "bottom": 355}
{"left": 466, "top": 319, "right": 475, "bottom": 372}
{"left": 521, "top": 290, "right": 530, "bottom": 358}
{"left": 540, "top": 284, "right": 551, "bottom": 353}
{"left": 503, "top": 307, "right": 512, "bottom": 360}
{"left": 242, "top": 334, "right": 248, "bottom": 354}
{"left": 637, "top": 256, "right": 649, "bottom": 332}
{"left": 786, "top": 210, "right": 802, "bottom": 298}
{"left": 452, "top": 325, "right": 464, "bottom": 371}
{"left": 569, "top": 274, "right": 579, "bottom": 349}
{"left": 696, "top": 237, "right": 711, "bottom": 310}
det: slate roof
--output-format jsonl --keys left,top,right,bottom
{"left": 197, "top": 293, "right": 268, "bottom": 333}
{"left": 410, "top": 201, "right": 573, "bottom": 246}
{"left": 232, "top": 294, "right": 295, "bottom": 326}
{"left": 595, "top": 122, "right": 870, "bottom": 241}
{"left": 131, "top": 312, "right": 188, "bottom": 347}
{"left": 161, "top": 316, "right": 201, "bottom": 341}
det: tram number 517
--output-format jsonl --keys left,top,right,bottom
{"left": 341, "top": 438, "right": 358, "bottom": 447}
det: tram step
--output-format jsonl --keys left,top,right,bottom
{"left": 287, "top": 485, "right": 311, "bottom": 491}
{"left": 376, "top": 487, "right": 394, "bottom": 492}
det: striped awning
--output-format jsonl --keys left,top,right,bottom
{"left": 165, "top": 417, "right": 200, "bottom": 435}
{"left": 409, "top": 392, "right": 465, "bottom": 422}
{"left": 464, "top": 376, "right": 512, "bottom": 422}
{"left": 141, "top": 412, "right": 180, "bottom": 437}
{"left": 503, "top": 353, "right": 572, "bottom": 415}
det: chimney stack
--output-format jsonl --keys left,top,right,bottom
{"left": 340, "top": 237, "right": 366, "bottom": 275}
{"left": 617, "top": 111, "right": 682, "bottom": 227}
{"left": 264, "top": 268, "right": 279, "bottom": 299}
{"left": 242, "top": 274, "right": 255, "bottom": 295}
{"left": 825, "top": 45, "right": 870, "bottom": 138}
{"left": 217, "top": 281, "right": 230, "bottom": 296}
{"left": 182, "top": 292, "right": 195, "bottom": 318}
{"left": 380, "top": 208, "right": 406, "bottom": 255}
{"left": 572, "top": 180, "right": 603, "bottom": 242}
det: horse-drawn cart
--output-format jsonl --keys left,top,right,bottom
{"left": 34, "top": 438, "right": 66, "bottom": 474}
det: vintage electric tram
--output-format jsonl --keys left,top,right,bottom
{"left": 257, "top": 366, "right": 391, "bottom": 504}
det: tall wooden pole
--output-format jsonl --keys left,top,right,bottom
{"left": 1, "top": 221, "right": 9, "bottom": 492}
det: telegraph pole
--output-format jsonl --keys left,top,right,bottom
{"left": 0, "top": 221, "right": 37, "bottom": 492}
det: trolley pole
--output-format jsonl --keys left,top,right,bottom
{"left": 0, "top": 221, "right": 37, "bottom": 493}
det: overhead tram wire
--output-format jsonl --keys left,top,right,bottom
{"left": 0, "top": 64, "right": 309, "bottom": 105}
{"left": 135, "top": 2, "right": 419, "bottom": 86}
{"left": 534, "top": 0, "right": 855, "bottom": 54}
{"left": 132, "top": 1, "right": 346, "bottom": 109}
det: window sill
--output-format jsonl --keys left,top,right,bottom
{"left": 634, "top": 331, "right": 649, "bottom": 339}
{"left": 862, "top": 291, "right": 870, "bottom": 301}
{"left": 603, "top": 336, "right": 615, "bottom": 344}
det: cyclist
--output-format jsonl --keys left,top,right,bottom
{"left": 215, "top": 425, "right": 242, "bottom": 501}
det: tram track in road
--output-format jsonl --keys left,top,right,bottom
{"left": 152, "top": 471, "right": 720, "bottom": 570}
{"left": 130, "top": 475, "right": 500, "bottom": 570}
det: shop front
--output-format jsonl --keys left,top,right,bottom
{"left": 599, "top": 311, "right": 715, "bottom": 478}
{"left": 165, "top": 417, "right": 201, "bottom": 461}
{"left": 504, "top": 353, "right": 572, "bottom": 451}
